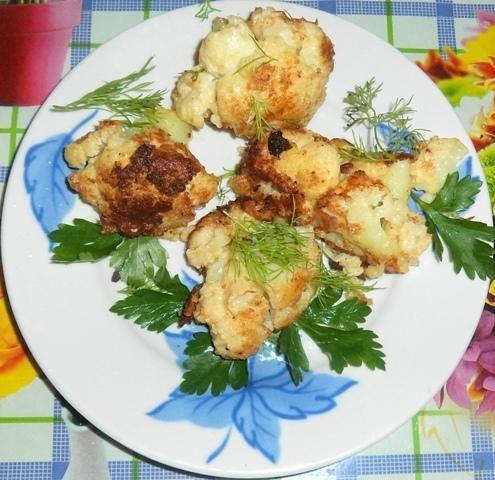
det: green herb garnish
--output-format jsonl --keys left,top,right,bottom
{"left": 246, "top": 96, "right": 272, "bottom": 141}
{"left": 340, "top": 78, "right": 426, "bottom": 162}
{"left": 109, "top": 237, "right": 167, "bottom": 289}
{"left": 50, "top": 220, "right": 168, "bottom": 288}
{"left": 278, "top": 324, "right": 310, "bottom": 385}
{"left": 411, "top": 172, "right": 495, "bottom": 280}
{"left": 235, "top": 35, "right": 278, "bottom": 74}
{"left": 50, "top": 219, "right": 189, "bottom": 333}
{"left": 296, "top": 287, "right": 385, "bottom": 374}
{"left": 228, "top": 216, "right": 311, "bottom": 284}
{"left": 110, "top": 267, "right": 189, "bottom": 332}
{"left": 182, "top": 66, "right": 206, "bottom": 81}
{"left": 49, "top": 219, "right": 123, "bottom": 262}
{"left": 195, "top": 0, "right": 220, "bottom": 21}
{"left": 216, "top": 168, "right": 236, "bottom": 205}
{"left": 227, "top": 215, "right": 373, "bottom": 296}
{"left": 315, "top": 256, "right": 376, "bottom": 296}
{"left": 52, "top": 58, "right": 165, "bottom": 126}
{"left": 180, "top": 332, "right": 249, "bottom": 395}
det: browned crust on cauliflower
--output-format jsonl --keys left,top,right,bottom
{"left": 231, "top": 129, "right": 344, "bottom": 223}
{"left": 66, "top": 121, "right": 218, "bottom": 238}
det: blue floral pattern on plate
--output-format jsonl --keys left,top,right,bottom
{"left": 148, "top": 326, "right": 356, "bottom": 464}
{"left": 24, "top": 111, "right": 97, "bottom": 240}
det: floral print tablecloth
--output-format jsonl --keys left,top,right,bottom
{"left": 2, "top": 1, "right": 495, "bottom": 479}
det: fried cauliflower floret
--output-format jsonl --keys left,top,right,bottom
{"left": 65, "top": 121, "right": 218, "bottom": 238}
{"left": 173, "top": 71, "right": 219, "bottom": 129}
{"left": 186, "top": 203, "right": 319, "bottom": 359}
{"left": 315, "top": 171, "right": 430, "bottom": 276}
{"left": 410, "top": 137, "right": 468, "bottom": 201}
{"left": 346, "top": 159, "right": 412, "bottom": 203}
{"left": 173, "top": 7, "right": 334, "bottom": 138}
{"left": 199, "top": 16, "right": 258, "bottom": 77}
{"left": 231, "top": 129, "right": 345, "bottom": 223}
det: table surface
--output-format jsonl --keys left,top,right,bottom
{"left": 2, "top": 1, "right": 495, "bottom": 479}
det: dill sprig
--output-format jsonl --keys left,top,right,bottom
{"left": 216, "top": 168, "right": 236, "bottom": 205}
{"left": 183, "top": 66, "right": 206, "bottom": 81}
{"left": 52, "top": 58, "right": 165, "bottom": 126}
{"left": 315, "top": 265, "right": 375, "bottom": 296}
{"left": 195, "top": 0, "right": 220, "bottom": 21}
{"left": 246, "top": 96, "right": 272, "bottom": 141}
{"left": 227, "top": 215, "right": 311, "bottom": 285}
{"left": 235, "top": 35, "right": 278, "bottom": 74}
{"left": 340, "top": 78, "right": 427, "bottom": 162}
{"left": 226, "top": 214, "right": 374, "bottom": 295}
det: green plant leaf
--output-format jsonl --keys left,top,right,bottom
{"left": 180, "top": 332, "right": 249, "bottom": 396}
{"left": 49, "top": 219, "right": 123, "bottom": 262}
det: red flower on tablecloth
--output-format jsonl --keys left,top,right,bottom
{"left": 416, "top": 47, "right": 468, "bottom": 82}
{"left": 472, "top": 56, "right": 495, "bottom": 90}
{"left": 470, "top": 98, "right": 495, "bottom": 151}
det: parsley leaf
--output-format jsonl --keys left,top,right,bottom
{"left": 427, "top": 172, "right": 482, "bottom": 212}
{"left": 180, "top": 332, "right": 249, "bottom": 396}
{"left": 49, "top": 219, "right": 123, "bottom": 262}
{"left": 110, "top": 267, "right": 189, "bottom": 332}
{"left": 411, "top": 173, "right": 495, "bottom": 280}
{"left": 109, "top": 237, "right": 167, "bottom": 288}
{"left": 297, "top": 288, "right": 385, "bottom": 374}
{"left": 278, "top": 324, "right": 309, "bottom": 385}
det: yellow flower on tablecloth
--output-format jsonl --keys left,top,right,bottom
{"left": 0, "top": 283, "right": 37, "bottom": 397}
{"left": 459, "top": 26, "right": 495, "bottom": 70}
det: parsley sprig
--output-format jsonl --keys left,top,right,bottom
{"left": 291, "top": 287, "right": 386, "bottom": 376}
{"left": 278, "top": 324, "right": 310, "bottom": 385}
{"left": 180, "top": 332, "right": 248, "bottom": 395}
{"left": 411, "top": 173, "right": 495, "bottom": 280}
{"left": 52, "top": 58, "right": 165, "bottom": 127}
{"left": 340, "top": 78, "right": 427, "bottom": 162}
{"left": 49, "top": 219, "right": 123, "bottom": 262}
{"left": 109, "top": 237, "right": 167, "bottom": 289}
{"left": 49, "top": 219, "right": 188, "bottom": 331}
{"left": 110, "top": 267, "right": 189, "bottom": 332}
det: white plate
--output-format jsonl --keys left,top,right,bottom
{"left": 1, "top": 1, "right": 491, "bottom": 477}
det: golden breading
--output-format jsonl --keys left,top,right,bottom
{"left": 186, "top": 203, "right": 319, "bottom": 359}
{"left": 230, "top": 129, "right": 345, "bottom": 223}
{"left": 65, "top": 121, "right": 218, "bottom": 238}
{"left": 315, "top": 170, "right": 431, "bottom": 277}
{"left": 173, "top": 7, "right": 334, "bottom": 138}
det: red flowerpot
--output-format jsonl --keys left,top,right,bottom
{"left": 0, "top": 0, "right": 82, "bottom": 106}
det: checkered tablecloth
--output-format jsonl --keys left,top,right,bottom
{"left": 2, "top": 1, "right": 495, "bottom": 479}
